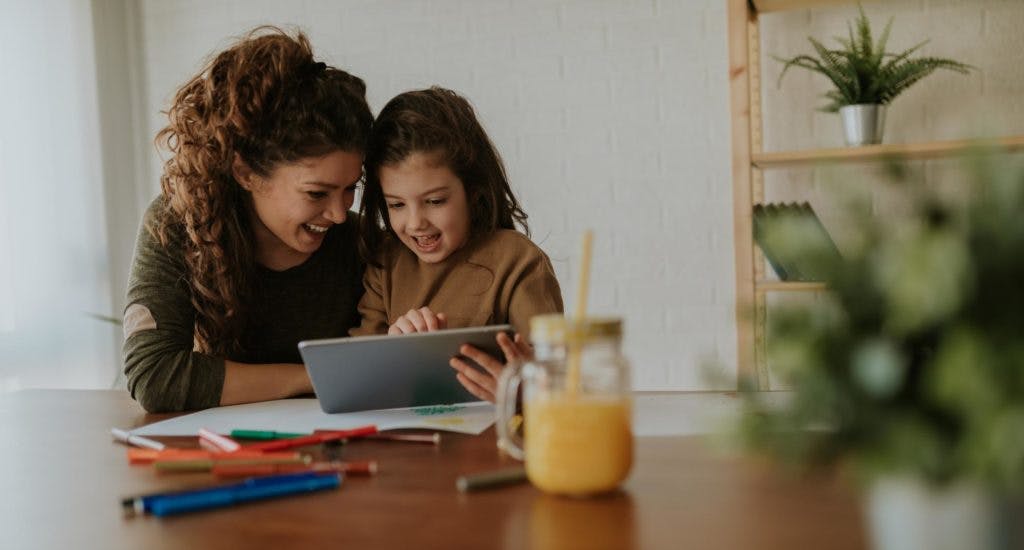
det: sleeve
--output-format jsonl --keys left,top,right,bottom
{"left": 349, "top": 262, "right": 391, "bottom": 336}
{"left": 122, "top": 200, "right": 225, "bottom": 413}
{"left": 506, "top": 246, "right": 565, "bottom": 338}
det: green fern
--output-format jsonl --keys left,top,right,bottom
{"left": 775, "top": 5, "right": 973, "bottom": 113}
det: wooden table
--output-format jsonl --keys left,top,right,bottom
{"left": 0, "top": 390, "right": 867, "bottom": 549}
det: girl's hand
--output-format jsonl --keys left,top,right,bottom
{"left": 449, "top": 332, "right": 533, "bottom": 402}
{"left": 388, "top": 307, "right": 447, "bottom": 335}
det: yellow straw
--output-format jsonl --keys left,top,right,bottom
{"left": 566, "top": 230, "right": 593, "bottom": 394}
{"left": 574, "top": 230, "right": 593, "bottom": 320}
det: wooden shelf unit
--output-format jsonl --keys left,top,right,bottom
{"left": 726, "top": 0, "right": 1023, "bottom": 389}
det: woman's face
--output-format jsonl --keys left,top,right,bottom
{"left": 237, "top": 149, "right": 364, "bottom": 270}
{"left": 379, "top": 152, "right": 471, "bottom": 264}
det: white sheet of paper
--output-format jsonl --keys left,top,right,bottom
{"left": 131, "top": 399, "right": 495, "bottom": 436}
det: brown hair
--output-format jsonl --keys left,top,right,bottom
{"left": 153, "top": 26, "right": 372, "bottom": 355}
{"left": 358, "top": 86, "right": 528, "bottom": 265}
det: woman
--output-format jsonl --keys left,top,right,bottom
{"left": 123, "top": 27, "right": 372, "bottom": 412}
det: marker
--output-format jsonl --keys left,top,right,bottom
{"left": 198, "top": 428, "right": 241, "bottom": 452}
{"left": 212, "top": 460, "right": 378, "bottom": 478}
{"left": 456, "top": 466, "right": 528, "bottom": 492}
{"left": 122, "top": 472, "right": 341, "bottom": 517}
{"left": 245, "top": 425, "right": 378, "bottom": 452}
{"left": 111, "top": 428, "right": 166, "bottom": 451}
{"left": 372, "top": 430, "right": 440, "bottom": 444}
{"left": 153, "top": 453, "right": 310, "bottom": 473}
{"left": 313, "top": 430, "right": 441, "bottom": 445}
{"left": 230, "top": 429, "right": 309, "bottom": 440}
{"left": 127, "top": 448, "right": 291, "bottom": 466}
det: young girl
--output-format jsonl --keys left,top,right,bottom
{"left": 122, "top": 27, "right": 372, "bottom": 412}
{"left": 353, "top": 87, "right": 563, "bottom": 401}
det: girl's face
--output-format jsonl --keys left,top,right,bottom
{"left": 379, "top": 152, "right": 471, "bottom": 264}
{"left": 236, "top": 149, "right": 364, "bottom": 270}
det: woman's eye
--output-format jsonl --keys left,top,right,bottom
{"left": 427, "top": 198, "right": 447, "bottom": 206}
{"left": 307, "top": 191, "right": 328, "bottom": 200}
{"left": 386, "top": 202, "right": 404, "bottom": 210}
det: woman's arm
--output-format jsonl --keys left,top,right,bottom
{"left": 219, "top": 361, "right": 312, "bottom": 406}
{"left": 124, "top": 200, "right": 312, "bottom": 412}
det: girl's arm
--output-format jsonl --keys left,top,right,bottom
{"left": 350, "top": 263, "right": 391, "bottom": 336}
{"left": 449, "top": 243, "right": 565, "bottom": 402}
{"left": 506, "top": 251, "right": 564, "bottom": 335}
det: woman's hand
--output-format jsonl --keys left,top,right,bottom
{"left": 388, "top": 307, "right": 447, "bottom": 335}
{"left": 449, "top": 332, "right": 533, "bottom": 402}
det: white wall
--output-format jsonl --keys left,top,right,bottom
{"left": 135, "top": 0, "right": 737, "bottom": 390}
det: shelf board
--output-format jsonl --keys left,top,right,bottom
{"left": 751, "top": 0, "right": 857, "bottom": 13}
{"left": 756, "top": 280, "right": 827, "bottom": 293}
{"left": 751, "top": 135, "right": 1024, "bottom": 169}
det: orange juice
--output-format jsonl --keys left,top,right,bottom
{"left": 524, "top": 394, "right": 633, "bottom": 495}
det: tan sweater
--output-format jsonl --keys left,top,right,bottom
{"left": 351, "top": 230, "right": 563, "bottom": 337}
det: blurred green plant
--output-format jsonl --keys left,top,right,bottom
{"left": 740, "top": 151, "right": 1024, "bottom": 491}
{"left": 775, "top": 4, "right": 973, "bottom": 112}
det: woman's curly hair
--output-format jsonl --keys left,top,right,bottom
{"left": 152, "top": 26, "right": 372, "bottom": 356}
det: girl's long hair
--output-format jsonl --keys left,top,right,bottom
{"left": 153, "top": 26, "right": 372, "bottom": 355}
{"left": 359, "top": 87, "right": 528, "bottom": 266}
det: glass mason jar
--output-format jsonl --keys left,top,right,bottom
{"left": 497, "top": 315, "right": 633, "bottom": 496}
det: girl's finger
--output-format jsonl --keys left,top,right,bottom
{"left": 457, "top": 344, "right": 504, "bottom": 379}
{"left": 393, "top": 317, "right": 416, "bottom": 334}
{"left": 419, "top": 307, "right": 440, "bottom": 331}
{"left": 456, "top": 372, "right": 493, "bottom": 402}
{"left": 513, "top": 333, "right": 535, "bottom": 360}
{"left": 405, "top": 309, "right": 428, "bottom": 332}
{"left": 449, "top": 356, "right": 498, "bottom": 395}
{"left": 495, "top": 332, "right": 522, "bottom": 361}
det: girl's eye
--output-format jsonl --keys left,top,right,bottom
{"left": 427, "top": 198, "right": 447, "bottom": 206}
{"left": 386, "top": 202, "right": 404, "bottom": 210}
{"left": 307, "top": 191, "right": 328, "bottom": 200}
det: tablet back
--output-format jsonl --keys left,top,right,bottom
{"left": 299, "top": 325, "right": 511, "bottom": 413}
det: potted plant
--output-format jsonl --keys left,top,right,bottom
{"left": 775, "top": 5, "right": 973, "bottom": 146}
{"left": 739, "top": 153, "right": 1024, "bottom": 550}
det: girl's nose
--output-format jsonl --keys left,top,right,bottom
{"left": 408, "top": 206, "right": 428, "bottom": 229}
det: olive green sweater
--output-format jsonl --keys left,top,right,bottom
{"left": 123, "top": 197, "right": 364, "bottom": 412}
{"left": 350, "top": 230, "right": 564, "bottom": 337}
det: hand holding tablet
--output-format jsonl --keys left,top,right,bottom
{"left": 299, "top": 325, "right": 512, "bottom": 414}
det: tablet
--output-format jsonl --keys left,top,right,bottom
{"left": 298, "top": 324, "right": 512, "bottom": 413}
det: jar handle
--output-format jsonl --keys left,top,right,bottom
{"left": 495, "top": 361, "right": 525, "bottom": 460}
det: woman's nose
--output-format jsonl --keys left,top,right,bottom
{"left": 323, "top": 195, "right": 348, "bottom": 224}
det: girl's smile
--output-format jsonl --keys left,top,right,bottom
{"left": 379, "top": 152, "right": 471, "bottom": 264}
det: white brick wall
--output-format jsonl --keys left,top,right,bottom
{"left": 136, "top": 0, "right": 735, "bottom": 391}
{"left": 133, "top": 0, "right": 1022, "bottom": 391}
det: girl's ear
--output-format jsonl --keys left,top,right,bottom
{"left": 231, "top": 154, "right": 258, "bottom": 191}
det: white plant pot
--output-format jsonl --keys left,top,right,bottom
{"left": 840, "top": 104, "right": 886, "bottom": 146}
{"left": 865, "top": 477, "right": 1000, "bottom": 550}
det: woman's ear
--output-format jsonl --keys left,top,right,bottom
{"left": 232, "top": 154, "right": 258, "bottom": 191}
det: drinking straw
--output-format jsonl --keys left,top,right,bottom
{"left": 566, "top": 230, "right": 593, "bottom": 394}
